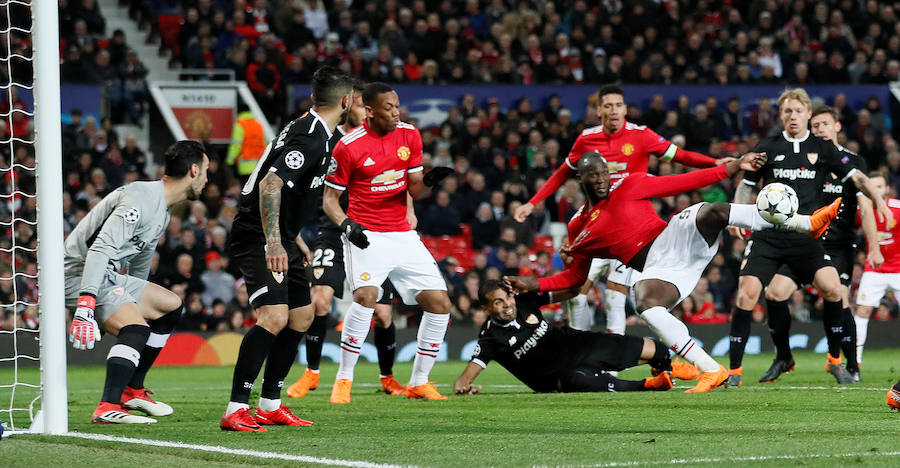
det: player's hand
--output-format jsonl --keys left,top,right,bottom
{"left": 407, "top": 210, "right": 418, "bottom": 230}
{"left": 715, "top": 157, "right": 737, "bottom": 166}
{"left": 295, "top": 235, "right": 312, "bottom": 267}
{"left": 559, "top": 240, "right": 574, "bottom": 265}
{"left": 454, "top": 379, "right": 481, "bottom": 395}
{"left": 727, "top": 225, "right": 749, "bottom": 240}
{"left": 731, "top": 152, "right": 766, "bottom": 174}
{"left": 423, "top": 167, "right": 454, "bottom": 187}
{"left": 265, "top": 241, "right": 288, "bottom": 273}
{"left": 341, "top": 218, "right": 369, "bottom": 249}
{"left": 514, "top": 202, "right": 535, "bottom": 222}
{"left": 868, "top": 247, "right": 885, "bottom": 269}
{"left": 503, "top": 275, "right": 539, "bottom": 293}
{"left": 69, "top": 294, "right": 101, "bottom": 350}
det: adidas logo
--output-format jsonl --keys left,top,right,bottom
{"left": 364, "top": 157, "right": 376, "bottom": 166}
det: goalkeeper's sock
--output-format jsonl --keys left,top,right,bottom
{"left": 640, "top": 306, "right": 719, "bottom": 373}
{"left": 335, "top": 302, "right": 374, "bottom": 381}
{"left": 129, "top": 306, "right": 182, "bottom": 389}
{"left": 374, "top": 322, "right": 397, "bottom": 377}
{"left": 261, "top": 328, "right": 304, "bottom": 400}
{"left": 409, "top": 311, "right": 449, "bottom": 387}
{"left": 728, "top": 204, "right": 774, "bottom": 231}
{"left": 228, "top": 325, "right": 275, "bottom": 412}
{"left": 304, "top": 315, "right": 328, "bottom": 371}
{"left": 101, "top": 324, "right": 150, "bottom": 404}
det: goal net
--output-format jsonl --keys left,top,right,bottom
{"left": 0, "top": 0, "right": 67, "bottom": 435}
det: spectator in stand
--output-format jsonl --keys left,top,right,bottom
{"left": 200, "top": 251, "right": 236, "bottom": 307}
{"left": 246, "top": 47, "right": 282, "bottom": 124}
{"left": 471, "top": 202, "right": 500, "bottom": 250}
{"left": 749, "top": 96, "right": 776, "bottom": 137}
{"left": 423, "top": 190, "right": 461, "bottom": 236}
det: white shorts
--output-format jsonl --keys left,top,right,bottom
{"left": 588, "top": 258, "right": 641, "bottom": 287}
{"left": 855, "top": 271, "right": 900, "bottom": 307}
{"left": 639, "top": 203, "right": 718, "bottom": 306}
{"left": 343, "top": 230, "right": 447, "bottom": 305}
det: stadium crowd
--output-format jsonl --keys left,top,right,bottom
{"left": 7, "top": 0, "right": 900, "bottom": 332}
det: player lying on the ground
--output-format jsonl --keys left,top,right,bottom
{"left": 453, "top": 280, "right": 695, "bottom": 395}
{"left": 513, "top": 85, "right": 730, "bottom": 339}
{"left": 65, "top": 140, "right": 209, "bottom": 424}
{"left": 505, "top": 151, "right": 841, "bottom": 393}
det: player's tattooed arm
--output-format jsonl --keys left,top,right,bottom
{"left": 259, "top": 171, "right": 288, "bottom": 272}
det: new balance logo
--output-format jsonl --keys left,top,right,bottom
{"left": 364, "top": 157, "right": 376, "bottom": 166}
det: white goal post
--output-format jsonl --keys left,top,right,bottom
{"left": 33, "top": 0, "right": 67, "bottom": 434}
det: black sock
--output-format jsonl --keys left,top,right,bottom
{"left": 892, "top": 380, "right": 900, "bottom": 392}
{"left": 841, "top": 307, "right": 858, "bottom": 372}
{"left": 304, "top": 315, "right": 327, "bottom": 371}
{"left": 261, "top": 328, "right": 304, "bottom": 400}
{"left": 729, "top": 307, "right": 752, "bottom": 369}
{"left": 823, "top": 300, "right": 844, "bottom": 359}
{"left": 647, "top": 339, "right": 672, "bottom": 371}
{"left": 767, "top": 299, "right": 793, "bottom": 361}
{"left": 129, "top": 307, "right": 182, "bottom": 389}
{"left": 101, "top": 324, "right": 150, "bottom": 404}
{"left": 374, "top": 323, "right": 397, "bottom": 376}
{"left": 562, "top": 369, "right": 647, "bottom": 392}
{"left": 229, "top": 325, "right": 276, "bottom": 404}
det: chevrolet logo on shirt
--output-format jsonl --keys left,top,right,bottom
{"left": 370, "top": 169, "right": 407, "bottom": 191}
{"left": 608, "top": 162, "right": 627, "bottom": 173}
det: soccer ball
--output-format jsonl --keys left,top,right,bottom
{"left": 756, "top": 183, "right": 799, "bottom": 224}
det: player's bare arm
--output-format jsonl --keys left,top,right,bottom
{"left": 727, "top": 152, "right": 767, "bottom": 175}
{"left": 259, "top": 171, "right": 287, "bottom": 273}
{"left": 295, "top": 233, "right": 312, "bottom": 267}
{"left": 406, "top": 193, "right": 417, "bottom": 229}
{"left": 323, "top": 184, "right": 369, "bottom": 248}
{"left": 453, "top": 361, "right": 483, "bottom": 395}
{"left": 858, "top": 195, "right": 884, "bottom": 268}
{"left": 850, "top": 171, "right": 892, "bottom": 225}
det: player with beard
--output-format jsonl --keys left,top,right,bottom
{"left": 65, "top": 140, "right": 209, "bottom": 423}
{"left": 725, "top": 89, "right": 890, "bottom": 386}
{"left": 453, "top": 280, "right": 683, "bottom": 395}
{"left": 747, "top": 106, "right": 886, "bottom": 385}
{"left": 514, "top": 85, "right": 727, "bottom": 341}
{"left": 286, "top": 81, "right": 408, "bottom": 399}
{"left": 505, "top": 151, "right": 841, "bottom": 393}
{"left": 221, "top": 66, "right": 355, "bottom": 432}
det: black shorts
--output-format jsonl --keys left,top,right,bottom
{"left": 776, "top": 242, "right": 854, "bottom": 287}
{"left": 555, "top": 331, "right": 645, "bottom": 392}
{"left": 378, "top": 280, "right": 396, "bottom": 305}
{"left": 739, "top": 233, "right": 833, "bottom": 286}
{"left": 310, "top": 227, "right": 346, "bottom": 299}
{"left": 230, "top": 228, "right": 311, "bottom": 310}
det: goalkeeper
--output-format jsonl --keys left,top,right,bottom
{"left": 64, "top": 141, "right": 208, "bottom": 424}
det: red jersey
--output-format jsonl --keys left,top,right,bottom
{"left": 864, "top": 197, "right": 900, "bottom": 273}
{"left": 529, "top": 120, "right": 718, "bottom": 208}
{"left": 326, "top": 120, "right": 423, "bottom": 232}
{"left": 538, "top": 164, "right": 730, "bottom": 292}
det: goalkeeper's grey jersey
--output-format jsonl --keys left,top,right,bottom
{"left": 64, "top": 180, "right": 169, "bottom": 297}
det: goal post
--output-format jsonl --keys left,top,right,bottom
{"left": 33, "top": 0, "right": 67, "bottom": 434}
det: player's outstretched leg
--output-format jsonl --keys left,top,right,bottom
{"left": 122, "top": 304, "right": 181, "bottom": 417}
{"left": 332, "top": 287, "right": 379, "bottom": 404}
{"left": 93, "top": 317, "right": 156, "bottom": 424}
{"left": 374, "top": 303, "right": 404, "bottom": 395}
{"left": 561, "top": 368, "right": 673, "bottom": 392}
{"left": 404, "top": 290, "right": 451, "bottom": 400}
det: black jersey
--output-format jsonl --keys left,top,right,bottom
{"left": 233, "top": 110, "right": 333, "bottom": 242}
{"left": 470, "top": 292, "right": 593, "bottom": 392}
{"left": 820, "top": 146, "right": 867, "bottom": 246}
{"left": 317, "top": 127, "right": 350, "bottom": 232}
{"left": 743, "top": 130, "right": 858, "bottom": 241}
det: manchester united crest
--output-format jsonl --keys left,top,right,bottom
{"left": 590, "top": 209, "right": 600, "bottom": 221}
{"left": 621, "top": 143, "right": 634, "bottom": 156}
{"left": 397, "top": 146, "right": 410, "bottom": 161}
{"left": 360, "top": 272, "right": 371, "bottom": 281}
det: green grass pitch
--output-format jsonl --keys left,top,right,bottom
{"left": 2, "top": 350, "right": 900, "bottom": 467}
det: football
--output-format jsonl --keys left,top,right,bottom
{"left": 756, "top": 183, "right": 799, "bottom": 224}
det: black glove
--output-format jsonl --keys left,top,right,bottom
{"left": 423, "top": 167, "right": 454, "bottom": 187}
{"left": 340, "top": 218, "right": 369, "bottom": 249}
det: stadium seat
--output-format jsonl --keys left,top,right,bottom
{"left": 459, "top": 223, "right": 472, "bottom": 245}
{"left": 437, "top": 235, "right": 468, "bottom": 252}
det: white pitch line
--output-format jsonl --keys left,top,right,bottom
{"left": 59, "top": 432, "right": 415, "bottom": 468}
{"left": 582, "top": 450, "right": 900, "bottom": 466}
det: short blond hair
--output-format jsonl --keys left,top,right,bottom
{"left": 777, "top": 88, "right": 812, "bottom": 111}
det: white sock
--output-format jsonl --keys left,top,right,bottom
{"left": 564, "top": 294, "right": 592, "bottom": 331}
{"left": 308, "top": 368, "right": 320, "bottom": 374}
{"left": 225, "top": 401, "right": 249, "bottom": 417}
{"left": 409, "top": 311, "right": 449, "bottom": 387}
{"left": 728, "top": 203, "right": 774, "bottom": 230}
{"left": 258, "top": 397, "right": 280, "bottom": 412}
{"left": 854, "top": 315, "right": 869, "bottom": 365}
{"left": 335, "top": 302, "right": 374, "bottom": 382}
{"left": 641, "top": 306, "right": 720, "bottom": 373}
{"left": 604, "top": 289, "right": 627, "bottom": 335}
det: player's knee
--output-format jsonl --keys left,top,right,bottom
{"left": 821, "top": 284, "right": 842, "bottom": 302}
{"left": 313, "top": 294, "right": 331, "bottom": 316}
{"left": 353, "top": 287, "right": 379, "bottom": 307}
{"left": 736, "top": 282, "right": 762, "bottom": 308}
{"left": 856, "top": 307, "right": 873, "bottom": 318}
{"left": 260, "top": 309, "right": 290, "bottom": 332}
{"left": 764, "top": 287, "right": 791, "bottom": 302}
{"left": 373, "top": 308, "right": 391, "bottom": 328}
